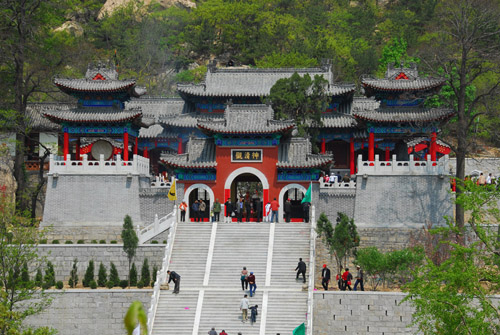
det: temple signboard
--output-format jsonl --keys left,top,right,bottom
{"left": 231, "top": 149, "right": 263, "bottom": 162}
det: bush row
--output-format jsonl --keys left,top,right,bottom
{"left": 39, "top": 239, "right": 167, "bottom": 244}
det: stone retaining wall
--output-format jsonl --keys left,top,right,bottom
{"left": 37, "top": 245, "right": 165, "bottom": 282}
{"left": 25, "top": 290, "right": 152, "bottom": 335}
{"left": 313, "top": 292, "right": 416, "bottom": 335}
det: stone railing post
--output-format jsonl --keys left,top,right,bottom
{"left": 154, "top": 214, "right": 159, "bottom": 233}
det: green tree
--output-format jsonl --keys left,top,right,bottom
{"left": 140, "top": 259, "right": 150, "bottom": 288}
{"left": 418, "top": 0, "right": 500, "bottom": 233}
{"left": 97, "top": 263, "right": 107, "bottom": 288}
{"left": 43, "top": 262, "right": 55, "bottom": 289}
{"left": 82, "top": 260, "right": 94, "bottom": 288}
{"left": 268, "top": 72, "right": 328, "bottom": 152}
{"left": 109, "top": 262, "right": 120, "bottom": 287}
{"left": 122, "top": 215, "right": 138, "bottom": 288}
{"left": 68, "top": 258, "right": 78, "bottom": 288}
{"left": 377, "top": 38, "right": 420, "bottom": 76}
{"left": 0, "top": 196, "right": 53, "bottom": 334}
{"left": 404, "top": 180, "right": 500, "bottom": 334}
{"left": 151, "top": 264, "right": 158, "bottom": 287}
{"left": 129, "top": 263, "right": 138, "bottom": 287}
{"left": 316, "top": 212, "right": 359, "bottom": 273}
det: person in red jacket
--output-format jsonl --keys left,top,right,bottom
{"left": 342, "top": 268, "right": 353, "bottom": 291}
{"left": 270, "top": 198, "right": 279, "bottom": 223}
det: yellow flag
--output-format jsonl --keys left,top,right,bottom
{"left": 168, "top": 179, "right": 177, "bottom": 201}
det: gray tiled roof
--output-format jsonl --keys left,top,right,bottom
{"left": 25, "top": 103, "right": 63, "bottom": 131}
{"left": 177, "top": 66, "right": 355, "bottom": 97}
{"left": 197, "top": 104, "right": 295, "bottom": 134}
{"left": 127, "top": 98, "right": 187, "bottom": 124}
{"left": 139, "top": 124, "right": 179, "bottom": 139}
{"left": 277, "top": 137, "right": 333, "bottom": 168}
{"left": 352, "top": 97, "right": 380, "bottom": 111}
{"left": 353, "top": 107, "right": 455, "bottom": 123}
{"left": 42, "top": 106, "right": 143, "bottom": 124}
{"left": 160, "top": 137, "right": 217, "bottom": 168}
{"left": 160, "top": 113, "right": 221, "bottom": 128}
{"left": 406, "top": 136, "right": 450, "bottom": 148}
{"left": 54, "top": 77, "right": 138, "bottom": 92}
{"left": 321, "top": 113, "right": 357, "bottom": 128}
{"left": 362, "top": 77, "right": 445, "bottom": 91}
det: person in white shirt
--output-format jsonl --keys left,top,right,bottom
{"left": 486, "top": 173, "right": 492, "bottom": 184}
{"left": 265, "top": 202, "right": 272, "bottom": 222}
{"left": 240, "top": 294, "right": 249, "bottom": 322}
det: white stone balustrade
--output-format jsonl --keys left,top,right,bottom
{"left": 306, "top": 205, "right": 316, "bottom": 335}
{"left": 357, "top": 154, "right": 449, "bottom": 176}
{"left": 320, "top": 180, "right": 357, "bottom": 189}
{"left": 150, "top": 175, "right": 172, "bottom": 188}
{"left": 137, "top": 209, "right": 176, "bottom": 245}
{"left": 48, "top": 154, "right": 150, "bottom": 175}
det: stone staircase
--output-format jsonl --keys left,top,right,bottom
{"left": 150, "top": 222, "right": 310, "bottom": 335}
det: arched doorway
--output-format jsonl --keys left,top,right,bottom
{"left": 278, "top": 184, "right": 307, "bottom": 222}
{"left": 224, "top": 167, "right": 269, "bottom": 222}
{"left": 184, "top": 184, "right": 214, "bottom": 222}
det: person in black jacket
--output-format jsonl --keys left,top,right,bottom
{"left": 224, "top": 198, "right": 233, "bottom": 223}
{"left": 167, "top": 270, "right": 181, "bottom": 293}
{"left": 295, "top": 258, "right": 307, "bottom": 283}
{"left": 284, "top": 198, "right": 292, "bottom": 223}
{"left": 321, "top": 264, "right": 331, "bottom": 290}
{"left": 245, "top": 198, "right": 252, "bottom": 222}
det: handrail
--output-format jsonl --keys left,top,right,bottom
{"left": 306, "top": 206, "right": 317, "bottom": 335}
{"left": 147, "top": 216, "right": 178, "bottom": 335}
{"left": 138, "top": 209, "right": 177, "bottom": 244}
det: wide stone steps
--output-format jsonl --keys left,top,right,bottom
{"left": 265, "top": 291, "right": 308, "bottom": 335}
{"left": 151, "top": 290, "right": 199, "bottom": 334}
{"left": 198, "top": 290, "right": 263, "bottom": 335}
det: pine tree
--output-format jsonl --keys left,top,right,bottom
{"left": 122, "top": 215, "right": 138, "bottom": 288}
{"left": 21, "top": 263, "right": 30, "bottom": 284}
{"left": 109, "top": 262, "right": 120, "bottom": 287}
{"left": 151, "top": 264, "right": 158, "bottom": 286}
{"left": 83, "top": 260, "right": 95, "bottom": 287}
{"left": 129, "top": 263, "right": 138, "bottom": 287}
{"left": 68, "top": 258, "right": 78, "bottom": 288}
{"left": 97, "top": 263, "right": 107, "bottom": 287}
{"left": 44, "top": 261, "right": 56, "bottom": 288}
{"left": 140, "top": 258, "right": 150, "bottom": 287}
{"left": 35, "top": 269, "right": 43, "bottom": 287}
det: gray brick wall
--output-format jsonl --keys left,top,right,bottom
{"left": 354, "top": 175, "right": 453, "bottom": 228}
{"left": 139, "top": 188, "right": 176, "bottom": 224}
{"left": 25, "top": 290, "right": 152, "bottom": 335}
{"left": 37, "top": 245, "right": 165, "bottom": 282}
{"left": 313, "top": 292, "right": 416, "bottom": 335}
{"left": 43, "top": 174, "right": 147, "bottom": 226}
{"left": 317, "top": 188, "right": 356, "bottom": 221}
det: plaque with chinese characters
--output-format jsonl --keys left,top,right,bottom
{"left": 231, "top": 149, "right": 263, "bottom": 162}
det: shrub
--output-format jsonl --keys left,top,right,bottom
{"left": 151, "top": 265, "right": 158, "bottom": 286}
{"left": 44, "top": 261, "right": 56, "bottom": 288}
{"left": 163, "top": 240, "right": 167, "bottom": 244}
{"left": 65, "top": 240, "right": 73, "bottom": 244}
{"left": 91, "top": 240, "right": 98, "bottom": 244}
{"left": 109, "top": 262, "right": 120, "bottom": 286}
{"left": 90, "top": 280, "right": 97, "bottom": 289}
{"left": 82, "top": 260, "right": 95, "bottom": 287}
{"left": 77, "top": 240, "right": 84, "bottom": 244}
{"left": 110, "top": 240, "right": 117, "bottom": 244}
{"left": 56, "top": 281, "right": 64, "bottom": 289}
{"left": 151, "top": 240, "right": 158, "bottom": 244}
{"left": 99, "top": 240, "right": 106, "bottom": 244}
{"left": 119, "top": 280, "right": 128, "bottom": 289}
{"left": 21, "top": 263, "right": 30, "bottom": 284}
{"left": 129, "top": 263, "right": 138, "bottom": 287}
{"left": 40, "top": 239, "right": 48, "bottom": 244}
{"left": 52, "top": 240, "right": 60, "bottom": 244}
{"left": 141, "top": 258, "right": 150, "bottom": 287}
{"left": 106, "top": 280, "right": 114, "bottom": 289}
{"left": 68, "top": 258, "right": 78, "bottom": 288}
{"left": 137, "top": 280, "right": 144, "bottom": 289}
{"left": 97, "top": 263, "right": 107, "bottom": 287}
{"left": 35, "top": 269, "right": 43, "bottom": 287}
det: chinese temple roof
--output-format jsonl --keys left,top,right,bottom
{"left": 160, "top": 137, "right": 217, "bottom": 169}
{"left": 42, "top": 106, "right": 150, "bottom": 125}
{"left": 139, "top": 124, "right": 179, "bottom": 139}
{"left": 277, "top": 137, "right": 333, "bottom": 168}
{"left": 406, "top": 136, "right": 450, "bottom": 149}
{"left": 177, "top": 61, "right": 355, "bottom": 98}
{"left": 25, "top": 103, "right": 63, "bottom": 131}
{"left": 352, "top": 107, "right": 455, "bottom": 123}
{"left": 54, "top": 62, "right": 146, "bottom": 97}
{"left": 361, "top": 63, "right": 445, "bottom": 96}
{"left": 127, "top": 98, "right": 188, "bottom": 123}
{"left": 197, "top": 104, "right": 295, "bottom": 134}
{"left": 321, "top": 113, "right": 357, "bottom": 128}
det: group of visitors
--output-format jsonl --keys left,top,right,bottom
{"left": 320, "top": 265, "right": 364, "bottom": 291}
{"left": 319, "top": 172, "right": 352, "bottom": 185}
{"left": 239, "top": 267, "right": 258, "bottom": 324}
{"left": 179, "top": 193, "right": 311, "bottom": 223}
{"left": 476, "top": 172, "right": 497, "bottom": 186}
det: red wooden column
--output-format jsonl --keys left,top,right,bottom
{"left": 430, "top": 132, "right": 437, "bottom": 161}
{"left": 143, "top": 146, "right": 149, "bottom": 158}
{"left": 123, "top": 132, "right": 129, "bottom": 161}
{"left": 177, "top": 138, "right": 183, "bottom": 154}
{"left": 63, "top": 131, "right": 69, "bottom": 160}
{"left": 75, "top": 138, "right": 81, "bottom": 160}
{"left": 133, "top": 137, "right": 138, "bottom": 155}
{"left": 321, "top": 138, "right": 326, "bottom": 154}
{"left": 368, "top": 131, "right": 375, "bottom": 162}
{"left": 349, "top": 138, "right": 355, "bottom": 175}
{"left": 385, "top": 147, "right": 390, "bottom": 161}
